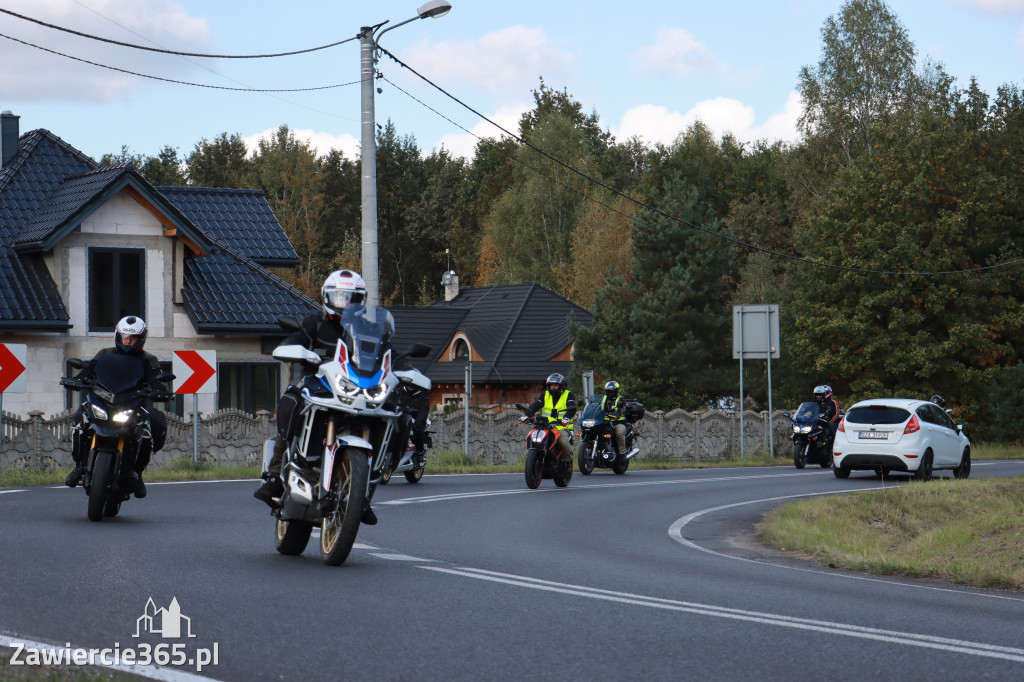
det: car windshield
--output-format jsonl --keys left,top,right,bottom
{"left": 845, "top": 405, "right": 911, "bottom": 425}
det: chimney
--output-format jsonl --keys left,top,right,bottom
{"left": 442, "top": 269, "right": 460, "bottom": 302}
{"left": 1, "top": 111, "right": 19, "bottom": 168}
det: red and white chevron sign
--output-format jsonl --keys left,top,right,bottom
{"left": 172, "top": 350, "right": 217, "bottom": 395}
{"left": 0, "top": 343, "right": 27, "bottom": 394}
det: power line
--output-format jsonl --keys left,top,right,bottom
{"left": 378, "top": 46, "right": 1024, "bottom": 278}
{"left": 0, "top": 32, "right": 359, "bottom": 92}
{"left": 0, "top": 6, "right": 357, "bottom": 58}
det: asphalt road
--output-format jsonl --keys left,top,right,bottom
{"left": 2, "top": 461, "right": 1024, "bottom": 681}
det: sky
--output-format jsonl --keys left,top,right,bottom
{"left": 2, "top": 0, "right": 1024, "bottom": 164}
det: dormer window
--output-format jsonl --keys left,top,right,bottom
{"left": 454, "top": 338, "right": 469, "bottom": 360}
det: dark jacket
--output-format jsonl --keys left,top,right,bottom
{"left": 77, "top": 347, "right": 166, "bottom": 392}
{"left": 818, "top": 397, "right": 839, "bottom": 424}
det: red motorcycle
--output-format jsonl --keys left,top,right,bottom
{"left": 515, "top": 404, "right": 573, "bottom": 489}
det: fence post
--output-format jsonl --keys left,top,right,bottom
{"left": 28, "top": 410, "right": 44, "bottom": 465}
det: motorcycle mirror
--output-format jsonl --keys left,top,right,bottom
{"left": 154, "top": 371, "right": 175, "bottom": 382}
{"left": 277, "top": 316, "right": 302, "bottom": 332}
{"left": 400, "top": 343, "right": 432, "bottom": 359}
{"left": 782, "top": 411, "right": 792, "bottom": 421}
{"left": 67, "top": 358, "right": 85, "bottom": 369}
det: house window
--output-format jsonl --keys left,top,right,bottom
{"left": 453, "top": 338, "right": 469, "bottom": 360}
{"left": 89, "top": 248, "right": 145, "bottom": 332}
{"left": 218, "top": 363, "right": 280, "bottom": 415}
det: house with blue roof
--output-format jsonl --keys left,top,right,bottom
{"left": 0, "top": 111, "right": 316, "bottom": 419}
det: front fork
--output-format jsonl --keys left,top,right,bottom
{"left": 318, "top": 417, "right": 392, "bottom": 511}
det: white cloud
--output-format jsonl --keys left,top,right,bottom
{"left": 953, "top": 0, "right": 1024, "bottom": 12}
{"left": 631, "top": 27, "right": 718, "bottom": 79}
{"left": 401, "top": 26, "right": 574, "bottom": 95}
{"left": 243, "top": 128, "right": 360, "bottom": 160}
{"left": 613, "top": 91, "right": 802, "bottom": 147}
{"left": 0, "top": 0, "right": 210, "bottom": 102}
{"left": 432, "top": 104, "right": 531, "bottom": 159}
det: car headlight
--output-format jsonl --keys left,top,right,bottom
{"left": 581, "top": 419, "right": 596, "bottom": 428}
{"left": 112, "top": 409, "right": 135, "bottom": 423}
{"left": 89, "top": 403, "right": 109, "bottom": 420}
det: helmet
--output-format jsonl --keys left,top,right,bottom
{"left": 115, "top": 316, "right": 148, "bottom": 353}
{"left": 813, "top": 385, "right": 833, "bottom": 403}
{"left": 546, "top": 373, "right": 566, "bottom": 394}
{"left": 321, "top": 270, "right": 366, "bottom": 319}
{"left": 930, "top": 395, "right": 946, "bottom": 408}
{"left": 604, "top": 380, "right": 620, "bottom": 401}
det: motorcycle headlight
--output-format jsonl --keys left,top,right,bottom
{"left": 364, "top": 383, "right": 389, "bottom": 402}
{"left": 89, "top": 403, "right": 109, "bottom": 421}
{"left": 112, "top": 409, "right": 135, "bottom": 423}
{"left": 333, "top": 373, "right": 362, "bottom": 397}
{"left": 799, "top": 426, "right": 812, "bottom": 434}
{"left": 531, "top": 430, "right": 546, "bottom": 444}
{"left": 581, "top": 419, "right": 596, "bottom": 428}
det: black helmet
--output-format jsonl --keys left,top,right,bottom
{"left": 604, "top": 380, "right": 620, "bottom": 402}
{"left": 546, "top": 373, "right": 566, "bottom": 394}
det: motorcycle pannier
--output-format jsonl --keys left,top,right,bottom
{"left": 624, "top": 401, "right": 645, "bottom": 422}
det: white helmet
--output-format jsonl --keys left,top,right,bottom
{"left": 321, "top": 270, "right": 367, "bottom": 319}
{"left": 115, "top": 315, "right": 148, "bottom": 353}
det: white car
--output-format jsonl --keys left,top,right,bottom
{"left": 832, "top": 398, "right": 971, "bottom": 480}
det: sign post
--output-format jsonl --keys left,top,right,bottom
{"left": 733, "top": 305, "right": 780, "bottom": 458}
{"left": 0, "top": 343, "right": 28, "bottom": 470}
{"left": 172, "top": 350, "right": 217, "bottom": 466}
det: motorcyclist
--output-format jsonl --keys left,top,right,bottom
{"left": 601, "top": 380, "right": 629, "bottom": 455}
{"left": 64, "top": 316, "right": 167, "bottom": 498}
{"left": 930, "top": 395, "right": 946, "bottom": 409}
{"left": 813, "top": 384, "right": 840, "bottom": 443}
{"left": 255, "top": 269, "right": 414, "bottom": 526}
{"left": 522, "top": 373, "right": 577, "bottom": 465}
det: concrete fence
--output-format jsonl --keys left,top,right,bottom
{"left": 1, "top": 407, "right": 792, "bottom": 472}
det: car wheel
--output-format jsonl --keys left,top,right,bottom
{"left": 833, "top": 464, "right": 850, "bottom": 479}
{"left": 953, "top": 448, "right": 971, "bottom": 479}
{"left": 913, "top": 451, "right": 933, "bottom": 482}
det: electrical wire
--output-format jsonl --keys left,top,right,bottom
{"left": 0, "top": 32, "right": 360, "bottom": 92}
{"left": 378, "top": 46, "right": 1024, "bottom": 278}
{"left": 0, "top": 6, "right": 357, "bottom": 58}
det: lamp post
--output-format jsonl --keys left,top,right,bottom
{"left": 359, "top": 0, "right": 452, "bottom": 307}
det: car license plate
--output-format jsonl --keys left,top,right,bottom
{"left": 859, "top": 431, "right": 888, "bottom": 440}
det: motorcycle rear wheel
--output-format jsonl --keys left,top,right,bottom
{"left": 87, "top": 451, "right": 115, "bottom": 522}
{"left": 379, "top": 463, "right": 393, "bottom": 485}
{"left": 578, "top": 442, "right": 595, "bottom": 475}
{"left": 524, "top": 449, "right": 543, "bottom": 489}
{"left": 320, "top": 447, "right": 369, "bottom": 566}
{"left": 275, "top": 518, "right": 313, "bottom": 555}
{"left": 793, "top": 443, "right": 807, "bottom": 469}
{"left": 611, "top": 458, "right": 629, "bottom": 475}
{"left": 405, "top": 461, "right": 425, "bottom": 484}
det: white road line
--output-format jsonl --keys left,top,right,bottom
{"left": 420, "top": 566, "right": 1024, "bottom": 662}
{"left": 0, "top": 633, "right": 223, "bottom": 682}
{"left": 0, "top": 489, "right": 25, "bottom": 495}
{"left": 370, "top": 553, "right": 433, "bottom": 562}
{"left": 668, "top": 491, "right": 1024, "bottom": 603}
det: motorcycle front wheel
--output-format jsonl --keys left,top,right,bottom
{"left": 611, "top": 458, "right": 629, "bottom": 475}
{"left": 578, "top": 441, "right": 595, "bottom": 475}
{"left": 87, "top": 450, "right": 115, "bottom": 522}
{"left": 320, "top": 447, "right": 369, "bottom": 566}
{"left": 553, "top": 455, "right": 572, "bottom": 487}
{"left": 524, "top": 449, "right": 543, "bottom": 489}
{"left": 405, "top": 459, "right": 425, "bottom": 484}
{"left": 793, "top": 443, "right": 807, "bottom": 469}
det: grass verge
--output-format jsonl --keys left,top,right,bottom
{"left": 758, "top": 476, "right": 1024, "bottom": 590}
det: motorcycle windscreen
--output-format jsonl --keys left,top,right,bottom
{"left": 794, "top": 401, "right": 820, "bottom": 423}
{"left": 92, "top": 354, "right": 147, "bottom": 402}
{"left": 339, "top": 304, "right": 395, "bottom": 378}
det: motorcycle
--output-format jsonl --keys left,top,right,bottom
{"left": 267, "top": 308, "right": 430, "bottom": 566}
{"left": 60, "top": 355, "right": 175, "bottom": 522}
{"left": 514, "top": 404, "right": 573, "bottom": 489}
{"left": 380, "top": 416, "right": 432, "bottom": 485}
{"left": 576, "top": 395, "right": 643, "bottom": 475}
{"left": 782, "top": 401, "right": 839, "bottom": 469}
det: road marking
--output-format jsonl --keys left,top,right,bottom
{"left": 0, "top": 489, "right": 25, "bottom": 495}
{"left": 420, "top": 566, "right": 1024, "bottom": 662}
{"left": 378, "top": 470, "right": 821, "bottom": 507}
{"left": 0, "top": 632, "right": 223, "bottom": 682}
{"left": 370, "top": 553, "right": 433, "bottom": 562}
{"left": 668, "top": 491, "right": 1024, "bottom": 603}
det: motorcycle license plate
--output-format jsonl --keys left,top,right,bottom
{"left": 859, "top": 431, "right": 888, "bottom": 440}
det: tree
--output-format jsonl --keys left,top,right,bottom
{"left": 564, "top": 191, "right": 638, "bottom": 308}
{"left": 572, "top": 176, "right": 735, "bottom": 410}
{"left": 140, "top": 145, "right": 187, "bottom": 186}
{"left": 186, "top": 133, "right": 250, "bottom": 188}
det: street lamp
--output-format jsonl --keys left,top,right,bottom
{"left": 359, "top": 1, "right": 452, "bottom": 307}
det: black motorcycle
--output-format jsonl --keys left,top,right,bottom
{"left": 576, "top": 395, "right": 643, "bottom": 475}
{"left": 61, "top": 355, "right": 174, "bottom": 521}
{"left": 782, "top": 401, "right": 837, "bottom": 469}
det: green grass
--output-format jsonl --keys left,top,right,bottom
{"left": 758, "top": 476, "right": 1024, "bottom": 590}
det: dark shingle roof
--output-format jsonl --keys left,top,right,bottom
{"left": 0, "top": 127, "right": 310, "bottom": 332}
{"left": 183, "top": 251, "right": 316, "bottom": 333}
{"left": 158, "top": 187, "right": 298, "bottom": 266}
{"left": 390, "top": 283, "right": 593, "bottom": 386}
{"left": 0, "top": 129, "right": 98, "bottom": 326}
